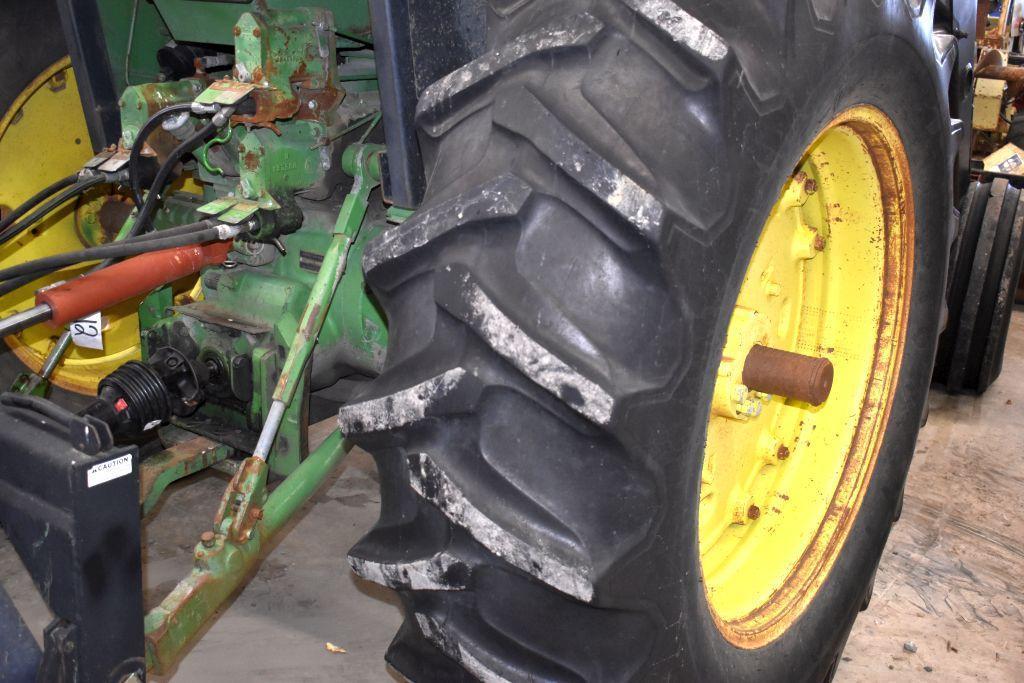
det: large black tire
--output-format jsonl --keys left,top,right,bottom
{"left": 934, "top": 178, "right": 1024, "bottom": 393}
{"left": 342, "top": 1, "right": 951, "bottom": 679}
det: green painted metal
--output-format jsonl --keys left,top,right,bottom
{"left": 140, "top": 442, "right": 232, "bottom": 516}
{"left": 131, "top": 4, "right": 343, "bottom": 476}
{"left": 234, "top": 8, "right": 336, "bottom": 92}
{"left": 152, "top": 0, "right": 372, "bottom": 49}
{"left": 237, "top": 122, "right": 326, "bottom": 203}
{"left": 273, "top": 143, "right": 382, "bottom": 406}
{"left": 118, "top": 79, "right": 205, "bottom": 147}
{"left": 144, "top": 431, "right": 348, "bottom": 673}
{"left": 9, "top": 371, "right": 49, "bottom": 397}
{"left": 195, "top": 126, "right": 234, "bottom": 176}
{"left": 142, "top": 143, "right": 384, "bottom": 670}
{"left": 263, "top": 431, "right": 345, "bottom": 530}
{"left": 51, "top": 1, "right": 397, "bottom": 674}
{"left": 386, "top": 205, "right": 416, "bottom": 224}
{"left": 96, "top": 0, "right": 171, "bottom": 94}
{"left": 139, "top": 286, "right": 173, "bottom": 336}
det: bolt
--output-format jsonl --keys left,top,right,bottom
{"left": 740, "top": 399, "right": 763, "bottom": 418}
{"left": 233, "top": 26, "right": 241, "bottom": 36}
{"left": 776, "top": 444, "right": 791, "bottom": 461}
{"left": 308, "top": 99, "right": 317, "bottom": 110}
{"left": 813, "top": 234, "right": 826, "bottom": 252}
{"left": 747, "top": 505, "right": 761, "bottom": 520}
{"left": 804, "top": 178, "right": 818, "bottom": 195}
{"left": 200, "top": 531, "right": 216, "bottom": 547}
{"left": 252, "top": 27, "right": 261, "bottom": 37}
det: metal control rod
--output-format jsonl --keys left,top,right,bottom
{"left": 0, "top": 305, "right": 53, "bottom": 338}
{"left": 252, "top": 145, "right": 382, "bottom": 461}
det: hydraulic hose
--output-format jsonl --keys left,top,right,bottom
{"left": 0, "top": 219, "right": 224, "bottom": 294}
{"left": 0, "top": 173, "right": 79, "bottom": 234}
{"left": 127, "top": 102, "right": 194, "bottom": 208}
{"left": 0, "top": 240, "right": 235, "bottom": 338}
{"left": 0, "top": 175, "right": 108, "bottom": 247}
{"left": 130, "top": 121, "right": 218, "bottom": 238}
{"left": 38, "top": 240, "right": 234, "bottom": 326}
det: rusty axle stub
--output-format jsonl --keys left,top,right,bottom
{"left": 742, "top": 345, "right": 834, "bottom": 406}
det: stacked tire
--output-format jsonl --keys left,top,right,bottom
{"left": 934, "top": 178, "right": 1024, "bottom": 393}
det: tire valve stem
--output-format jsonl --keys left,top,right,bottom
{"left": 742, "top": 345, "right": 834, "bottom": 406}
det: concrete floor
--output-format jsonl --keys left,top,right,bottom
{"left": 2, "top": 315, "right": 1024, "bottom": 681}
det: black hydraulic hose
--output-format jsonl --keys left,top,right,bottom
{"left": 127, "top": 102, "right": 194, "bottom": 208}
{"left": 0, "top": 219, "right": 219, "bottom": 299}
{"left": 0, "top": 173, "right": 79, "bottom": 233}
{"left": 0, "top": 219, "right": 219, "bottom": 292}
{"left": 130, "top": 121, "right": 217, "bottom": 238}
{"left": 0, "top": 175, "right": 108, "bottom": 247}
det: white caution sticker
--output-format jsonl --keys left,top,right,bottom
{"left": 70, "top": 311, "right": 104, "bottom": 350}
{"left": 86, "top": 454, "right": 132, "bottom": 488}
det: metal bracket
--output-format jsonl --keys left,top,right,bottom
{"left": 0, "top": 394, "right": 144, "bottom": 682}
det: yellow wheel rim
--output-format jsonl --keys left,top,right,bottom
{"left": 699, "top": 105, "right": 914, "bottom": 647}
{"left": 0, "top": 58, "right": 143, "bottom": 394}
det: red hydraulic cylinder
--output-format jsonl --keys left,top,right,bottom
{"left": 37, "top": 241, "right": 232, "bottom": 327}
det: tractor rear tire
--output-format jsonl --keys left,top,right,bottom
{"left": 342, "top": 1, "right": 951, "bottom": 679}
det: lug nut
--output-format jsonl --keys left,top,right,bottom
{"left": 742, "top": 344, "right": 834, "bottom": 406}
{"left": 200, "top": 531, "right": 216, "bottom": 548}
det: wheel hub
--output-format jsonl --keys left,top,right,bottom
{"left": 699, "top": 105, "right": 914, "bottom": 647}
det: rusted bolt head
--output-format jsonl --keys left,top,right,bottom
{"left": 252, "top": 27, "right": 261, "bottom": 37}
{"left": 804, "top": 178, "right": 818, "bottom": 195}
{"left": 813, "top": 234, "right": 826, "bottom": 252}
{"left": 233, "top": 26, "right": 241, "bottom": 36}
{"left": 200, "top": 531, "right": 216, "bottom": 547}
{"left": 250, "top": 506, "right": 264, "bottom": 520}
{"left": 776, "top": 444, "right": 791, "bottom": 461}
{"left": 747, "top": 505, "right": 761, "bottom": 520}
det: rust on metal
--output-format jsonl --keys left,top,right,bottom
{"left": 730, "top": 110, "right": 915, "bottom": 646}
{"left": 742, "top": 344, "right": 834, "bottom": 406}
{"left": 139, "top": 435, "right": 223, "bottom": 507}
{"left": 214, "top": 456, "right": 268, "bottom": 543}
{"left": 242, "top": 150, "right": 262, "bottom": 171}
{"left": 776, "top": 444, "right": 790, "bottom": 461}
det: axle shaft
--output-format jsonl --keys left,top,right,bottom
{"left": 742, "top": 344, "right": 834, "bottom": 406}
